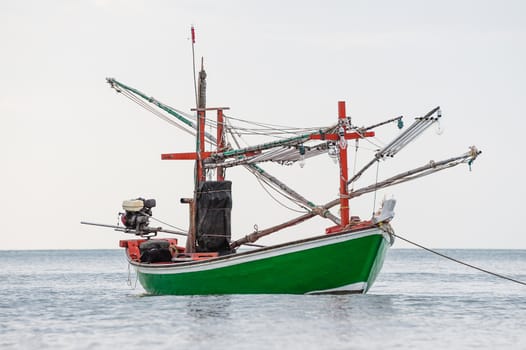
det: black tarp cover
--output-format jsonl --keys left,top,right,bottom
{"left": 195, "top": 181, "right": 232, "bottom": 253}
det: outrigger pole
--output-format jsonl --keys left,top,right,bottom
{"left": 80, "top": 221, "right": 188, "bottom": 237}
{"left": 229, "top": 147, "right": 481, "bottom": 248}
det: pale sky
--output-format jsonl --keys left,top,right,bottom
{"left": 2, "top": 0, "right": 525, "bottom": 250}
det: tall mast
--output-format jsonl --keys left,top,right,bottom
{"left": 185, "top": 59, "right": 207, "bottom": 254}
{"left": 186, "top": 26, "right": 201, "bottom": 254}
{"left": 196, "top": 58, "right": 207, "bottom": 184}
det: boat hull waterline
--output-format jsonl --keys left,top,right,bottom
{"left": 127, "top": 227, "right": 393, "bottom": 295}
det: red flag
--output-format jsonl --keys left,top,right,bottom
{"left": 191, "top": 26, "right": 196, "bottom": 44}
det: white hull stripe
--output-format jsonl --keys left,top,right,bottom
{"left": 306, "top": 282, "right": 367, "bottom": 295}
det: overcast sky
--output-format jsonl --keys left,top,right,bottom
{"left": 2, "top": 0, "right": 525, "bottom": 250}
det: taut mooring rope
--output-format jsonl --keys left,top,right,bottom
{"left": 393, "top": 233, "right": 526, "bottom": 286}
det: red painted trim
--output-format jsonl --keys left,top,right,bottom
{"left": 120, "top": 239, "right": 185, "bottom": 262}
{"left": 325, "top": 220, "right": 374, "bottom": 234}
{"left": 325, "top": 225, "right": 342, "bottom": 234}
{"left": 338, "top": 101, "right": 350, "bottom": 228}
{"left": 162, "top": 152, "right": 213, "bottom": 160}
{"left": 244, "top": 151, "right": 261, "bottom": 157}
{"left": 175, "top": 252, "right": 219, "bottom": 261}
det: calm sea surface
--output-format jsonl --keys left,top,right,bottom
{"left": 0, "top": 249, "right": 524, "bottom": 349}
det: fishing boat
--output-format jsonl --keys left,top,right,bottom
{"left": 82, "top": 28, "right": 480, "bottom": 295}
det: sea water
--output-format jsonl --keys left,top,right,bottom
{"left": 0, "top": 249, "right": 524, "bottom": 349}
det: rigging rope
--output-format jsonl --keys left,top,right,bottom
{"left": 119, "top": 89, "right": 197, "bottom": 138}
{"left": 149, "top": 215, "right": 188, "bottom": 233}
{"left": 165, "top": 109, "right": 323, "bottom": 140}
{"left": 219, "top": 113, "right": 330, "bottom": 141}
{"left": 351, "top": 139, "right": 359, "bottom": 192}
{"left": 254, "top": 176, "right": 309, "bottom": 214}
{"left": 126, "top": 263, "right": 139, "bottom": 289}
{"left": 227, "top": 121, "right": 310, "bottom": 213}
{"left": 371, "top": 159, "right": 380, "bottom": 216}
{"left": 224, "top": 113, "right": 325, "bottom": 132}
{"left": 393, "top": 233, "right": 526, "bottom": 287}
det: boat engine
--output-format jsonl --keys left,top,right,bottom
{"left": 120, "top": 198, "right": 156, "bottom": 232}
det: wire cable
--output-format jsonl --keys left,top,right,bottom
{"left": 119, "top": 89, "right": 197, "bottom": 138}
{"left": 393, "top": 233, "right": 526, "bottom": 286}
{"left": 254, "top": 176, "right": 309, "bottom": 214}
{"left": 148, "top": 215, "right": 188, "bottom": 233}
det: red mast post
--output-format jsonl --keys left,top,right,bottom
{"left": 338, "top": 101, "right": 350, "bottom": 227}
{"left": 216, "top": 108, "right": 225, "bottom": 181}
{"left": 184, "top": 107, "right": 229, "bottom": 182}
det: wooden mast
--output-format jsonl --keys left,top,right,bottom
{"left": 196, "top": 58, "right": 207, "bottom": 184}
{"left": 187, "top": 57, "right": 231, "bottom": 252}
{"left": 186, "top": 29, "right": 206, "bottom": 253}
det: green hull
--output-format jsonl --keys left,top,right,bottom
{"left": 130, "top": 227, "right": 392, "bottom": 295}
